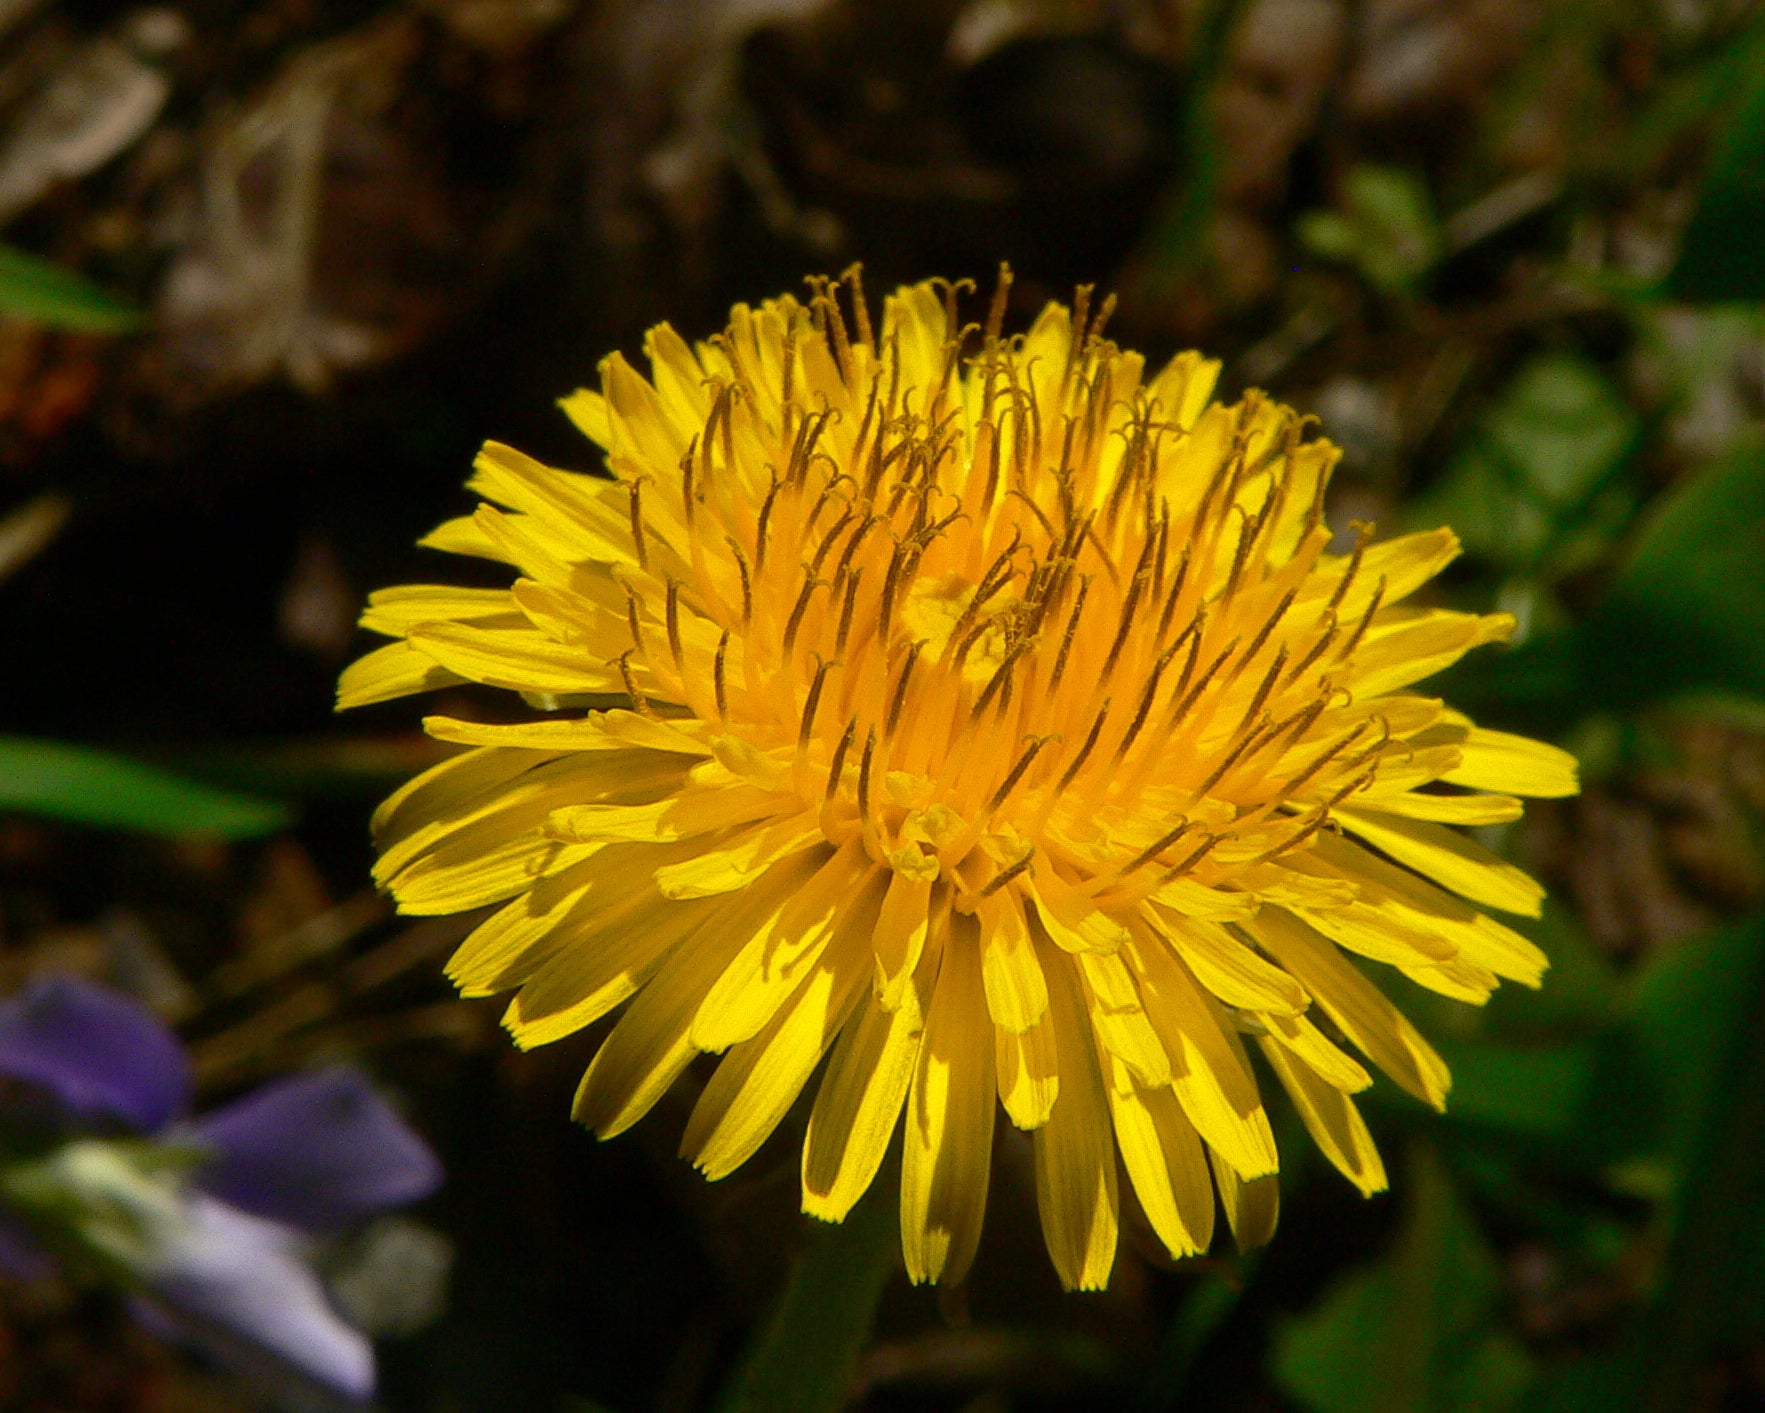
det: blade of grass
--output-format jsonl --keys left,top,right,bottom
{"left": 0, "top": 245, "right": 142, "bottom": 333}
{"left": 0, "top": 736, "right": 291, "bottom": 838}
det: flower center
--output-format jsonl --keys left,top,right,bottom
{"left": 610, "top": 289, "right": 1379, "bottom": 906}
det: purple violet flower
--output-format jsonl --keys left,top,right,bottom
{"left": 0, "top": 974, "right": 190, "bottom": 1132}
{"left": 0, "top": 974, "right": 443, "bottom": 1400}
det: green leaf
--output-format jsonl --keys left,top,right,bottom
{"left": 1275, "top": 1145, "right": 1534, "bottom": 1413}
{"left": 1579, "top": 439, "right": 1765, "bottom": 706}
{"left": 0, "top": 736, "right": 291, "bottom": 838}
{"left": 1411, "top": 355, "right": 1639, "bottom": 577}
{"left": 0, "top": 244, "right": 142, "bottom": 333}
{"left": 713, "top": 1193, "right": 897, "bottom": 1413}
{"left": 1452, "top": 437, "right": 1765, "bottom": 717}
{"left": 1515, "top": 916, "right": 1765, "bottom": 1413}
{"left": 1514, "top": 917, "right": 1765, "bottom": 1413}
{"left": 1666, "top": 70, "right": 1765, "bottom": 301}
{"left": 1482, "top": 901, "right": 1619, "bottom": 1035}
{"left": 1627, "top": 912, "right": 1765, "bottom": 1170}
{"left": 1433, "top": 1040, "right": 1598, "bottom": 1144}
{"left": 1298, "top": 166, "right": 1441, "bottom": 296}
{"left": 1521, "top": 1350, "right": 1646, "bottom": 1413}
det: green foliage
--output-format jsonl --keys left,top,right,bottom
{"left": 1577, "top": 439, "right": 1765, "bottom": 706}
{"left": 1445, "top": 437, "right": 1765, "bottom": 717}
{"left": 1410, "top": 355, "right": 1639, "bottom": 580}
{"left": 1431, "top": 1040, "right": 1598, "bottom": 1146}
{"left": 1275, "top": 1146, "right": 1534, "bottom": 1413}
{"left": 1298, "top": 168, "right": 1441, "bottom": 296}
{"left": 713, "top": 1191, "right": 898, "bottom": 1413}
{"left": 1666, "top": 71, "right": 1765, "bottom": 301}
{"left": 0, "top": 735, "right": 291, "bottom": 837}
{"left": 0, "top": 245, "right": 142, "bottom": 334}
{"left": 1626, "top": 912, "right": 1765, "bottom": 1169}
{"left": 1333, "top": 906, "right": 1765, "bottom": 1413}
{"left": 1522, "top": 916, "right": 1765, "bottom": 1412}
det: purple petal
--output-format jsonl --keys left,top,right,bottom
{"left": 142, "top": 1194, "right": 374, "bottom": 1400}
{"left": 0, "top": 975, "right": 189, "bottom": 1132}
{"left": 192, "top": 1067, "right": 441, "bottom": 1233}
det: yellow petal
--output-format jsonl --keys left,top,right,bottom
{"left": 336, "top": 639, "right": 467, "bottom": 710}
{"left": 1334, "top": 806, "right": 1544, "bottom": 917}
{"left": 386, "top": 828, "right": 580, "bottom": 917}
{"left": 1259, "top": 1035, "right": 1387, "bottom": 1196}
{"left": 446, "top": 872, "right": 590, "bottom": 998}
{"left": 1262, "top": 1012, "right": 1372, "bottom": 1093}
{"left": 417, "top": 513, "right": 503, "bottom": 561}
{"left": 1399, "top": 953, "right": 1499, "bottom": 1004}
{"left": 570, "top": 886, "right": 771, "bottom": 1137}
{"left": 881, "top": 284, "right": 951, "bottom": 393}
{"left": 408, "top": 620, "right": 626, "bottom": 698}
{"left": 377, "top": 753, "right": 689, "bottom": 912}
{"left": 1358, "top": 791, "right": 1524, "bottom": 826}
{"left": 1442, "top": 724, "right": 1580, "bottom": 798}
{"left": 900, "top": 924, "right": 995, "bottom": 1286}
{"left": 1211, "top": 1149, "right": 1279, "bottom": 1250}
{"left": 977, "top": 889, "right": 1049, "bottom": 1033}
{"left": 1309, "top": 529, "right": 1461, "bottom": 620}
{"left": 1078, "top": 950, "right": 1171, "bottom": 1088}
{"left": 644, "top": 323, "right": 716, "bottom": 433}
{"left": 547, "top": 784, "right": 788, "bottom": 844}
{"left": 1127, "top": 929, "right": 1278, "bottom": 1179}
{"left": 1145, "top": 348, "right": 1222, "bottom": 433}
{"left": 1027, "top": 871, "right": 1131, "bottom": 954}
{"left": 422, "top": 713, "right": 709, "bottom": 755}
{"left": 370, "top": 744, "right": 538, "bottom": 844}
{"left": 594, "top": 709, "right": 720, "bottom": 755}
{"left": 1456, "top": 913, "right": 1548, "bottom": 988}
{"left": 357, "top": 585, "right": 517, "bottom": 638}
{"left": 503, "top": 885, "right": 715, "bottom": 1047}
{"left": 509, "top": 577, "right": 631, "bottom": 653}
{"left": 682, "top": 910, "right": 872, "bottom": 1180}
{"left": 652, "top": 816, "right": 826, "bottom": 899}
{"left": 559, "top": 388, "right": 613, "bottom": 449}
{"left": 1245, "top": 908, "right": 1450, "bottom": 1109}
{"left": 469, "top": 441, "right": 632, "bottom": 561}
{"left": 601, "top": 350, "right": 691, "bottom": 470}
{"left": 380, "top": 748, "right": 681, "bottom": 865}
{"left": 691, "top": 844, "right": 867, "bottom": 1052}
{"left": 802, "top": 985, "right": 925, "bottom": 1220}
{"left": 467, "top": 503, "right": 588, "bottom": 584}
{"left": 1033, "top": 958, "right": 1120, "bottom": 1291}
{"left": 1146, "top": 908, "right": 1307, "bottom": 1015}
{"left": 1147, "top": 875, "right": 1257, "bottom": 920}
{"left": 995, "top": 1017, "right": 1060, "bottom": 1131}
{"left": 1100, "top": 1053, "right": 1214, "bottom": 1260}
{"left": 1299, "top": 834, "right": 1548, "bottom": 986}
{"left": 1349, "top": 610, "right": 1512, "bottom": 698}
{"left": 1293, "top": 901, "right": 1458, "bottom": 967}
{"left": 874, "top": 869, "right": 934, "bottom": 1010}
{"left": 448, "top": 847, "right": 650, "bottom": 995}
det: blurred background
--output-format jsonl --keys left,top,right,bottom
{"left": 2, "top": 0, "right": 1765, "bottom": 1408}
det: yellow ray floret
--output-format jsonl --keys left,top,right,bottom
{"left": 339, "top": 270, "right": 1579, "bottom": 1291}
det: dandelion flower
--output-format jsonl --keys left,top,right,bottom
{"left": 339, "top": 272, "right": 1578, "bottom": 1290}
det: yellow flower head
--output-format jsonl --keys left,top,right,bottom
{"left": 340, "top": 272, "right": 1578, "bottom": 1290}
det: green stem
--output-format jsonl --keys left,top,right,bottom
{"left": 713, "top": 1189, "right": 899, "bottom": 1413}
